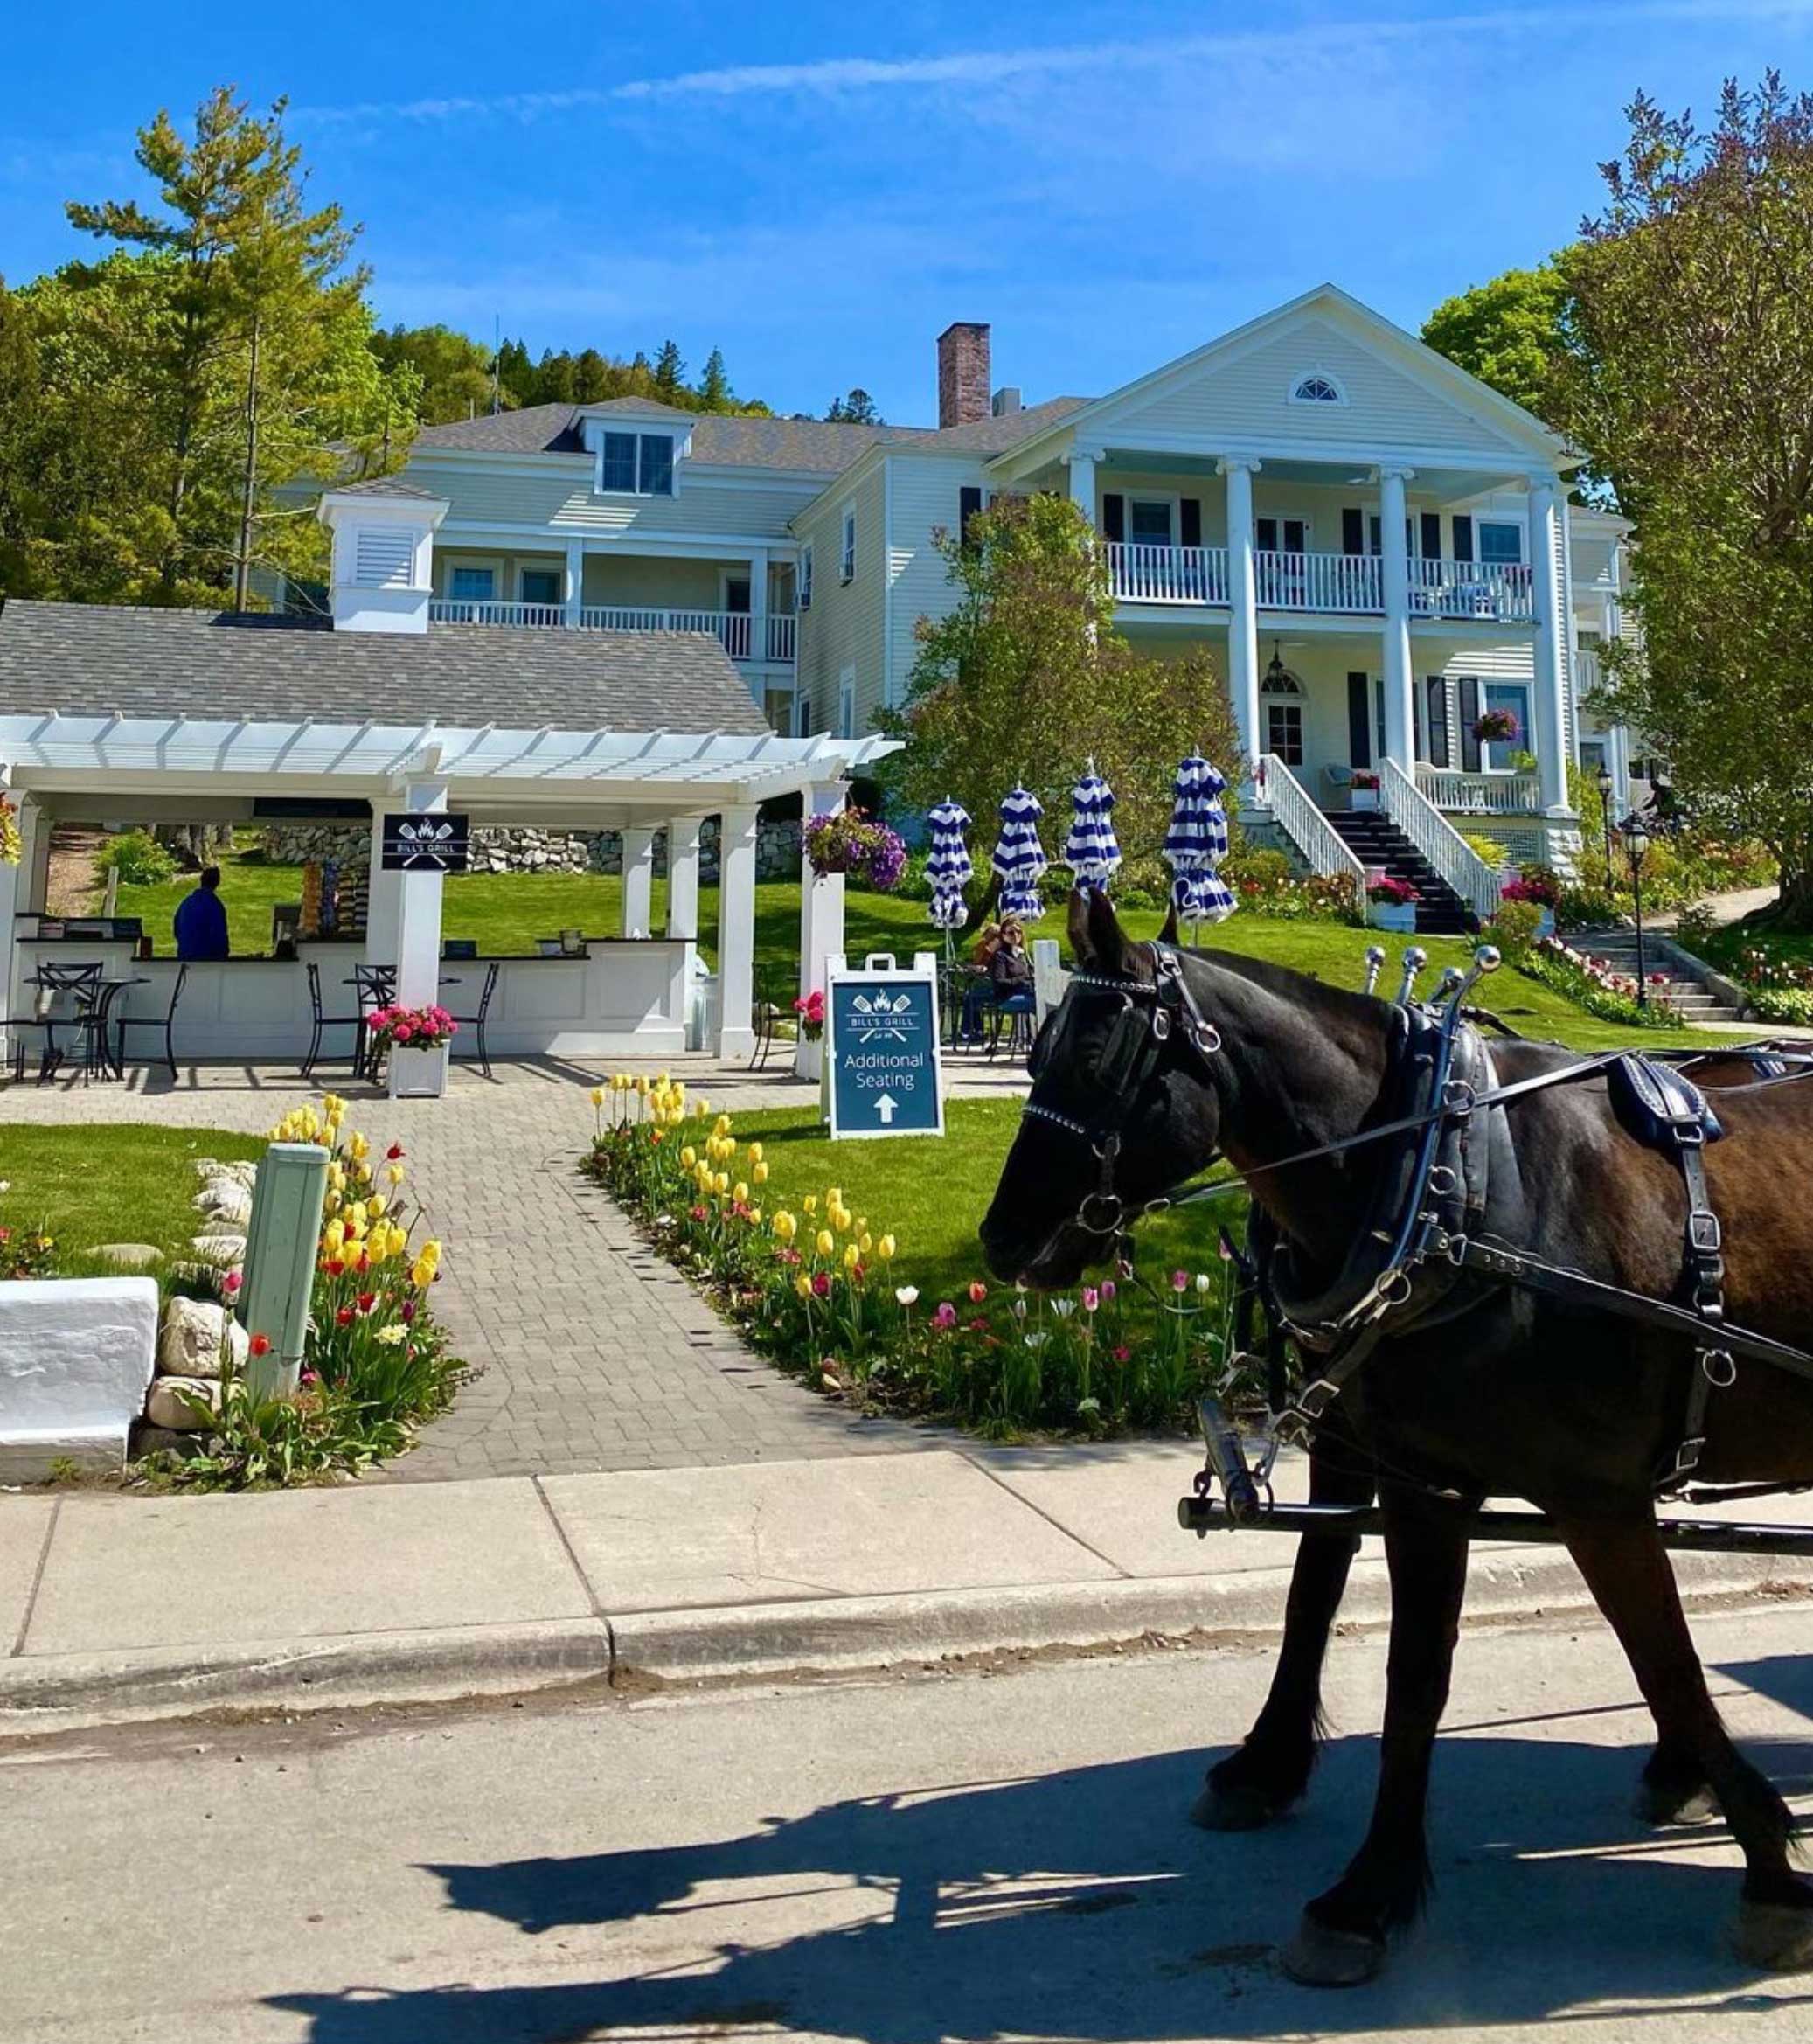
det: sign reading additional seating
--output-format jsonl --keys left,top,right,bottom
{"left": 381, "top": 812, "right": 470, "bottom": 873}
{"left": 826, "top": 954, "right": 943, "bottom": 1140}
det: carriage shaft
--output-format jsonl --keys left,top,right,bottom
{"left": 1177, "top": 1495, "right": 1813, "bottom": 1555}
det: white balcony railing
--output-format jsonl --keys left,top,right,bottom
{"left": 1380, "top": 758, "right": 1503, "bottom": 924}
{"left": 427, "top": 599, "right": 567, "bottom": 629}
{"left": 1105, "top": 542, "right": 1229, "bottom": 605}
{"left": 1258, "top": 754, "right": 1366, "bottom": 912}
{"left": 1254, "top": 550, "right": 1383, "bottom": 613}
{"left": 1416, "top": 767, "right": 1542, "bottom": 814}
{"left": 429, "top": 599, "right": 798, "bottom": 665}
{"left": 1408, "top": 557, "right": 1534, "bottom": 623}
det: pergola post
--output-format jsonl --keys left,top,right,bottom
{"left": 666, "top": 818, "right": 703, "bottom": 941}
{"left": 0, "top": 778, "right": 24, "bottom": 1058}
{"left": 621, "top": 826, "right": 656, "bottom": 938}
{"left": 795, "top": 778, "right": 847, "bottom": 1080}
{"left": 714, "top": 804, "right": 760, "bottom": 1061}
{"left": 393, "top": 776, "right": 449, "bottom": 1089}
{"left": 365, "top": 807, "right": 400, "bottom": 968}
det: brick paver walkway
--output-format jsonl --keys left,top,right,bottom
{"left": 0, "top": 1058, "right": 942, "bottom": 1478}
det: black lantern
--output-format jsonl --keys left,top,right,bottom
{"left": 1264, "top": 643, "right": 1289, "bottom": 692}
{"left": 1616, "top": 811, "right": 1654, "bottom": 1007}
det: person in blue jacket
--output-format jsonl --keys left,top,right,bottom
{"left": 173, "top": 866, "right": 230, "bottom": 961}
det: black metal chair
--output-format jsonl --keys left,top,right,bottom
{"left": 986, "top": 989, "right": 1037, "bottom": 1062}
{"left": 21, "top": 963, "right": 108, "bottom": 1083}
{"left": 114, "top": 963, "right": 187, "bottom": 1081}
{"left": 751, "top": 966, "right": 790, "bottom": 1071}
{"left": 445, "top": 962, "right": 499, "bottom": 1080}
{"left": 302, "top": 962, "right": 371, "bottom": 1081}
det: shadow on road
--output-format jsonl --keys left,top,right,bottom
{"left": 267, "top": 1672, "right": 1813, "bottom": 2044}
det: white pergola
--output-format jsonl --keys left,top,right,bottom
{"left": 0, "top": 713, "right": 900, "bottom": 1078}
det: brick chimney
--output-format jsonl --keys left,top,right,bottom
{"left": 937, "top": 322, "right": 991, "bottom": 428}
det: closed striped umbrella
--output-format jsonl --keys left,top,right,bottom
{"left": 926, "top": 797, "right": 973, "bottom": 930}
{"left": 991, "top": 785, "right": 1047, "bottom": 921}
{"left": 1064, "top": 769, "right": 1121, "bottom": 892}
{"left": 1163, "top": 754, "right": 1236, "bottom": 926}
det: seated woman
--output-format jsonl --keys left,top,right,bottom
{"left": 957, "top": 923, "right": 1003, "bottom": 1044}
{"left": 987, "top": 916, "right": 1037, "bottom": 1038}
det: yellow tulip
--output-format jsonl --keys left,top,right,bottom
{"left": 803, "top": 1194, "right": 818, "bottom": 1214}
{"left": 774, "top": 1212, "right": 797, "bottom": 1242}
{"left": 714, "top": 1115, "right": 732, "bottom": 1137}
{"left": 589, "top": 1085, "right": 605, "bottom": 1108}
{"left": 877, "top": 1234, "right": 897, "bottom": 1261}
{"left": 794, "top": 1272, "right": 813, "bottom": 1300}
{"left": 386, "top": 1164, "right": 406, "bottom": 1185}
{"left": 832, "top": 1207, "right": 851, "bottom": 1234}
{"left": 715, "top": 1172, "right": 730, "bottom": 1195}
{"left": 855, "top": 1217, "right": 869, "bottom": 1238}
{"left": 681, "top": 1146, "right": 697, "bottom": 1170}
{"left": 348, "top": 1132, "right": 370, "bottom": 1163}
{"left": 747, "top": 1206, "right": 762, "bottom": 1226}
{"left": 733, "top": 1181, "right": 749, "bottom": 1205}
{"left": 752, "top": 1161, "right": 769, "bottom": 1185}
{"left": 858, "top": 1232, "right": 872, "bottom": 1256}
{"left": 843, "top": 1242, "right": 860, "bottom": 1271}
{"left": 747, "top": 1142, "right": 764, "bottom": 1165}
{"left": 323, "top": 1192, "right": 341, "bottom": 1216}
{"left": 368, "top": 1195, "right": 388, "bottom": 1219}
{"left": 816, "top": 1228, "right": 835, "bottom": 1258}
{"left": 323, "top": 1220, "right": 345, "bottom": 1259}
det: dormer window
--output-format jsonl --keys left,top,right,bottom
{"left": 598, "top": 431, "right": 677, "bottom": 496}
{"left": 1290, "top": 372, "right": 1345, "bottom": 407}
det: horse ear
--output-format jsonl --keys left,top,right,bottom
{"left": 1086, "top": 887, "right": 1132, "bottom": 973}
{"left": 1157, "top": 900, "right": 1180, "bottom": 946}
{"left": 1066, "top": 888, "right": 1094, "bottom": 963}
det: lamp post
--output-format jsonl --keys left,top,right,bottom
{"left": 1594, "top": 761, "right": 1615, "bottom": 885}
{"left": 1617, "top": 811, "right": 1653, "bottom": 1008}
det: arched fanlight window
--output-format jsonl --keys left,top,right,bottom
{"left": 1290, "top": 372, "right": 1344, "bottom": 407}
{"left": 1261, "top": 643, "right": 1305, "bottom": 763}
{"left": 1261, "top": 644, "right": 1303, "bottom": 693}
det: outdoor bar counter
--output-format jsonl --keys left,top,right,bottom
{"left": 12, "top": 934, "right": 694, "bottom": 1063}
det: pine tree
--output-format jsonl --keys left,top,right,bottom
{"left": 572, "top": 346, "right": 610, "bottom": 403}
{"left": 537, "top": 349, "right": 576, "bottom": 404}
{"left": 826, "top": 387, "right": 881, "bottom": 424}
{"left": 698, "top": 346, "right": 733, "bottom": 412}
{"left": 653, "top": 338, "right": 684, "bottom": 401}
{"left": 495, "top": 337, "right": 534, "bottom": 407}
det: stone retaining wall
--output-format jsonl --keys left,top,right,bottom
{"left": 260, "top": 817, "right": 802, "bottom": 884}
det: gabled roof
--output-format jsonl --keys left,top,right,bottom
{"left": 998, "top": 282, "right": 1573, "bottom": 468}
{"left": 328, "top": 476, "right": 448, "bottom": 501}
{"left": 0, "top": 601, "right": 768, "bottom": 735}
{"left": 412, "top": 402, "right": 919, "bottom": 473}
{"left": 573, "top": 396, "right": 697, "bottom": 422}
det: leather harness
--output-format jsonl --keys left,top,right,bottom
{"left": 1022, "top": 942, "right": 1813, "bottom": 1497}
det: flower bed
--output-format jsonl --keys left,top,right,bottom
{"left": 584, "top": 1075, "right": 1243, "bottom": 1436}
{"left": 1722, "top": 944, "right": 1813, "bottom": 1025}
{"left": 1519, "top": 936, "right": 1679, "bottom": 1029}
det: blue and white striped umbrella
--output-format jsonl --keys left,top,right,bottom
{"left": 926, "top": 797, "right": 973, "bottom": 930}
{"left": 1064, "top": 769, "right": 1121, "bottom": 892}
{"left": 991, "top": 785, "right": 1048, "bottom": 921}
{"left": 1163, "top": 754, "right": 1236, "bottom": 924}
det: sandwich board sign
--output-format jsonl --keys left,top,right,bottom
{"left": 824, "top": 952, "right": 944, "bottom": 1140}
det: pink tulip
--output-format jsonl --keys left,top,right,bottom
{"left": 934, "top": 1301, "right": 957, "bottom": 1330}
{"left": 1080, "top": 1287, "right": 1100, "bottom": 1312}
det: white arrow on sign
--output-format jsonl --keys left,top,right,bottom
{"left": 875, "top": 1094, "right": 898, "bottom": 1124}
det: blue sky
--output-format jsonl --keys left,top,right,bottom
{"left": 5, "top": 1, "right": 1813, "bottom": 422}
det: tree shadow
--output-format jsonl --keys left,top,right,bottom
{"left": 268, "top": 1726, "right": 1813, "bottom": 2044}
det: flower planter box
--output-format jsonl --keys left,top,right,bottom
{"left": 1534, "top": 907, "right": 1556, "bottom": 940}
{"left": 388, "top": 1041, "right": 449, "bottom": 1100}
{"left": 1368, "top": 901, "right": 1418, "bottom": 934}
{"left": 1349, "top": 786, "right": 1380, "bottom": 812}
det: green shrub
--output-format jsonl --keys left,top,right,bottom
{"left": 98, "top": 830, "right": 177, "bottom": 886}
{"left": 1484, "top": 897, "right": 1545, "bottom": 962}
{"left": 1462, "top": 831, "right": 1510, "bottom": 870}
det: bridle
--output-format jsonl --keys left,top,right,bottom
{"left": 1022, "top": 942, "right": 1224, "bottom": 1240}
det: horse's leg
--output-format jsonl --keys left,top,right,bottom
{"left": 1281, "top": 1486, "right": 1472, "bottom": 1987}
{"left": 1559, "top": 1511, "right": 1811, "bottom": 1968}
{"left": 1195, "top": 1446, "right": 1374, "bottom": 1831}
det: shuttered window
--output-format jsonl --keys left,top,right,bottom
{"left": 1101, "top": 493, "right": 1125, "bottom": 542}
{"left": 1425, "top": 677, "right": 1451, "bottom": 768}
{"left": 1420, "top": 512, "right": 1443, "bottom": 559}
{"left": 1342, "top": 506, "right": 1365, "bottom": 556}
{"left": 1452, "top": 516, "right": 1475, "bottom": 563}
{"left": 1180, "top": 498, "right": 1203, "bottom": 548}
{"left": 353, "top": 528, "right": 416, "bottom": 589}
{"left": 799, "top": 545, "right": 813, "bottom": 611}
{"left": 840, "top": 507, "right": 857, "bottom": 581}
{"left": 1346, "top": 672, "right": 1373, "bottom": 769}
{"left": 1458, "top": 676, "right": 1483, "bottom": 772}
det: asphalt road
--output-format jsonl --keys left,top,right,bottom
{"left": 8, "top": 1603, "right": 1813, "bottom": 2042}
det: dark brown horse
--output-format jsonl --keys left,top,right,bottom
{"left": 980, "top": 890, "right": 1813, "bottom": 1986}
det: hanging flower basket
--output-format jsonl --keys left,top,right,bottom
{"left": 1473, "top": 707, "right": 1521, "bottom": 745}
{"left": 802, "top": 808, "right": 907, "bottom": 890}
{"left": 0, "top": 795, "right": 20, "bottom": 867}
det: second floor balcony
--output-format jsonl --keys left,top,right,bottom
{"left": 427, "top": 600, "right": 798, "bottom": 665}
{"left": 1105, "top": 543, "right": 1534, "bottom": 624}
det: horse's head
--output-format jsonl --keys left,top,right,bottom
{"left": 978, "top": 891, "right": 1223, "bottom": 1289}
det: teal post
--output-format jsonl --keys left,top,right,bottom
{"left": 238, "top": 1142, "right": 330, "bottom": 1401}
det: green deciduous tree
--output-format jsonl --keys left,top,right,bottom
{"left": 1421, "top": 262, "right": 1573, "bottom": 423}
{"left": 879, "top": 495, "right": 1241, "bottom": 898}
{"left": 1557, "top": 73, "right": 1813, "bottom": 923}
{"left": 370, "top": 323, "right": 497, "bottom": 424}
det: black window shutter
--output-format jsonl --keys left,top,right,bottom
{"left": 1255, "top": 517, "right": 1278, "bottom": 552}
{"left": 1413, "top": 678, "right": 1426, "bottom": 760}
{"left": 1347, "top": 672, "right": 1373, "bottom": 769}
{"left": 958, "top": 485, "right": 983, "bottom": 547}
{"left": 1179, "top": 497, "right": 1202, "bottom": 548}
{"left": 1426, "top": 677, "right": 1451, "bottom": 768}
{"left": 1420, "top": 511, "right": 1442, "bottom": 560}
{"left": 1452, "top": 515, "right": 1474, "bottom": 563}
{"left": 1458, "top": 676, "right": 1482, "bottom": 771}
{"left": 1342, "top": 506, "right": 1365, "bottom": 555}
{"left": 1367, "top": 514, "right": 1383, "bottom": 556}
{"left": 1101, "top": 492, "right": 1125, "bottom": 542}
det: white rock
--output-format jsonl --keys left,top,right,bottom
{"left": 157, "top": 1297, "right": 247, "bottom": 1379}
{"left": 190, "top": 1233, "right": 247, "bottom": 1266}
{"left": 145, "top": 1376, "right": 220, "bottom": 1430}
{"left": 0, "top": 1277, "right": 159, "bottom": 1480}
{"left": 195, "top": 1182, "right": 253, "bottom": 1225}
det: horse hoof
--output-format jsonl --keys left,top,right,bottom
{"left": 1734, "top": 1901, "right": 1813, "bottom": 1972}
{"left": 1279, "top": 1914, "right": 1386, "bottom": 1988}
{"left": 1191, "top": 1778, "right": 1283, "bottom": 1832}
{"left": 1634, "top": 1776, "right": 1719, "bottom": 1826}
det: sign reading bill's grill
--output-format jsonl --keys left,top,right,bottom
{"left": 381, "top": 813, "right": 470, "bottom": 873}
{"left": 826, "top": 955, "right": 944, "bottom": 1140}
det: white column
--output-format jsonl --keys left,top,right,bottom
{"left": 665, "top": 817, "right": 703, "bottom": 940}
{"left": 795, "top": 779, "right": 848, "bottom": 1080}
{"left": 747, "top": 549, "right": 768, "bottom": 676}
{"left": 620, "top": 825, "right": 656, "bottom": 938}
{"left": 563, "top": 539, "right": 584, "bottom": 627}
{"left": 1529, "top": 475, "right": 1571, "bottom": 812}
{"left": 1218, "top": 457, "right": 1263, "bottom": 796}
{"left": 393, "top": 775, "right": 448, "bottom": 1016}
{"left": 364, "top": 809, "right": 400, "bottom": 969}
{"left": 713, "top": 805, "right": 760, "bottom": 1060}
{"left": 22, "top": 796, "right": 49, "bottom": 924}
{"left": 0, "top": 786, "right": 27, "bottom": 1060}
{"left": 1378, "top": 465, "right": 1415, "bottom": 771}
{"left": 1064, "top": 446, "right": 1099, "bottom": 524}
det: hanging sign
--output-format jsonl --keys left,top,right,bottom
{"left": 381, "top": 812, "right": 470, "bottom": 873}
{"left": 825, "top": 953, "right": 944, "bottom": 1140}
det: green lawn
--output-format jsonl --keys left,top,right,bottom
{"left": 0, "top": 1125, "right": 266, "bottom": 1273}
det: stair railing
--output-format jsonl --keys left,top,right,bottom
{"left": 1379, "top": 758, "right": 1504, "bottom": 925}
{"left": 1260, "top": 754, "right": 1366, "bottom": 916}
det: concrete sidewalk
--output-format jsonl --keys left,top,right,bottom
{"left": 3, "top": 1443, "right": 1810, "bottom": 1733}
